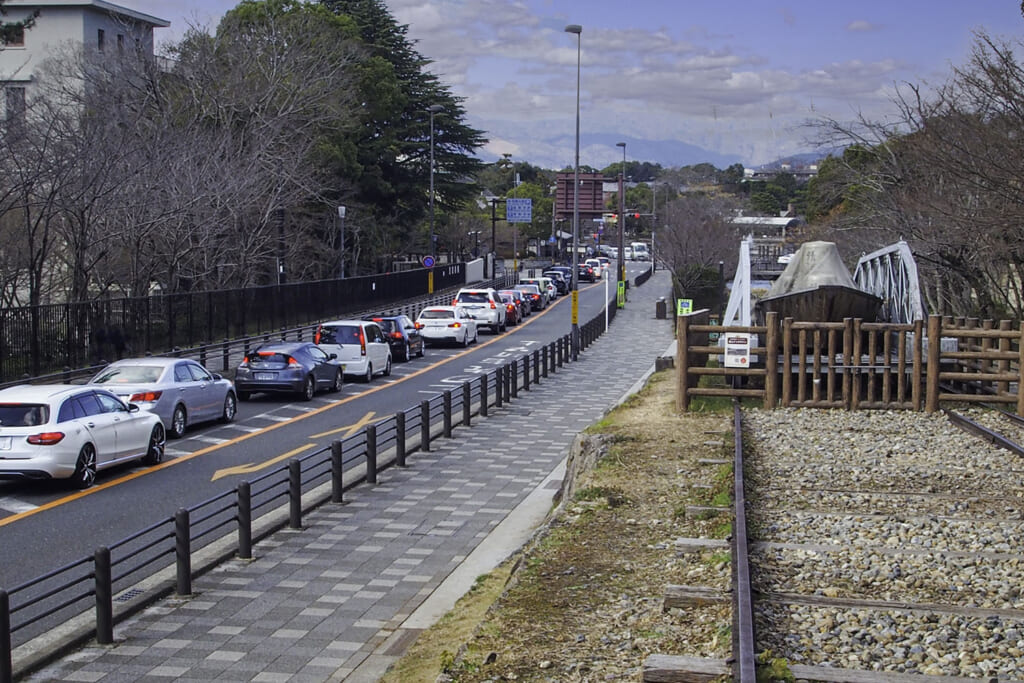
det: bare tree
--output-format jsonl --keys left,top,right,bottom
{"left": 809, "top": 32, "right": 1024, "bottom": 319}
{"left": 658, "top": 192, "right": 740, "bottom": 304}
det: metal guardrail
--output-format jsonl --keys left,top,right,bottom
{"left": 4, "top": 275, "right": 517, "bottom": 390}
{"left": 0, "top": 281, "right": 620, "bottom": 682}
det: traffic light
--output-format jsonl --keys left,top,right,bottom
{"left": 633, "top": 213, "right": 640, "bottom": 219}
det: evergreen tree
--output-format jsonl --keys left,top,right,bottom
{"left": 319, "top": 0, "right": 487, "bottom": 255}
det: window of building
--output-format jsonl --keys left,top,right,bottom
{"left": 5, "top": 86, "right": 26, "bottom": 121}
{"left": 97, "top": 28, "right": 105, "bottom": 52}
{"left": 2, "top": 24, "right": 25, "bottom": 47}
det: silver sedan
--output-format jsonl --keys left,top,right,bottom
{"left": 89, "top": 357, "right": 237, "bottom": 439}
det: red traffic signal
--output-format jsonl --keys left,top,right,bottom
{"left": 633, "top": 213, "right": 641, "bottom": 219}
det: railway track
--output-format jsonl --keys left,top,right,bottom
{"left": 726, "top": 404, "right": 1024, "bottom": 682}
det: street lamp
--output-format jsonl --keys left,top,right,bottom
{"left": 428, "top": 104, "right": 443, "bottom": 260}
{"left": 565, "top": 23, "right": 582, "bottom": 360}
{"left": 616, "top": 141, "right": 626, "bottom": 290}
{"left": 337, "top": 205, "right": 346, "bottom": 278}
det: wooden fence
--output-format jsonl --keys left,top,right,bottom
{"left": 676, "top": 311, "right": 1024, "bottom": 414}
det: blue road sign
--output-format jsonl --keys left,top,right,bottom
{"left": 422, "top": 255, "right": 435, "bottom": 268}
{"left": 506, "top": 198, "right": 532, "bottom": 223}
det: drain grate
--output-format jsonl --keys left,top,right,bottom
{"left": 115, "top": 588, "right": 145, "bottom": 603}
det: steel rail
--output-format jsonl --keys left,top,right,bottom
{"left": 944, "top": 409, "right": 1024, "bottom": 457}
{"left": 732, "top": 400, "right": 756, "bottom": 681}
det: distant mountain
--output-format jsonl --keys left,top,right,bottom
{"left": 586, "top": 134, "right": 744, "bottom": 170}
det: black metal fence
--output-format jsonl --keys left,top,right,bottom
{"left": 0, "top": 265, "right": 467, "bottom": 384}
{"left": 1, "top": 281, "right": 626, "bottom": 682}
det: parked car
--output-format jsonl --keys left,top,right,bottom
{"left": 362, "top": 314, "right": 425, "bottom": 362}
{"left": 498, "top": 292, "right": 521, "bottom": 326}
{"left": 314, "top": 320, "right": 392, "bottom": 382}
{"left": 513, "top": 283, "right": 546, "bottom": 310}
{"left": 577, "top": 262, "right": 597, "bottom": 283}
{"left": 542, "top": 270, "right": 569, "bottom": 294}
{"left": 0, "top": 384, "right": 165, "bottom": 488}
{"left": 498, "top": 289, "right": 531, "bottom": 319}
{"left": 452, "top": 288, "right": 507, "bottom": 334}
{"left": 520, "top": 277, "right": 556, "bottom": 304}
{"left": 89, "top": 357, "right": 237, "bottom": 439}
{"left": 416, "top": 306, "right": 479, "bottom": 346}
{"left": 585, "top": 258, "right": 605, "bottom": 278}
{"left": 234, "top": 341, "right": 344, "bottom": 401}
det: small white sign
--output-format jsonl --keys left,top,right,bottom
{"left": 724, "top": 333, "right": 751, "bottom": 368}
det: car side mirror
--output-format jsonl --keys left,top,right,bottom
{"left": 127, "top": 403, "right": 140, "bottom": 412}
{"left": 329, "top": 353, "right": 338, "bottom": 360}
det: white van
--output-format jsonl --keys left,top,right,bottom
{"left": 631, "top": 242, "right": 650, "bottom": 262}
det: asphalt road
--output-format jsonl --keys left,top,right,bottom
{"left": 0, "top": 272, "right": 632, "bottom": 592}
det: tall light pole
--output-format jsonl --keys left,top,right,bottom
{"left": 565, "top": 23, "right": 582, "bottom": 360}
{"left": 616, "top": 141, "right": 626, "bottom": 291}
{"left": 337, "top": 205, "right": 346, "bottom": 278}
{"left": 428, "top": 104, "right": 443, "bottom": 260}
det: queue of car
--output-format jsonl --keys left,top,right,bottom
{"left": 0, "top": 272, "right": 613, "bottom": 488}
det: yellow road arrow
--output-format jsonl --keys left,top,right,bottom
{"left": 211, "top": 443, "right": 317, "bottom": 482}
{"left": 310, "top": 411, "right": 378, "bottom": 439}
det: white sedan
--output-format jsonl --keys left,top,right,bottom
{"left": 416, "top": 306, "right": 479, "bottom": 347}
{"left": 0, "top": 384, "right": 166, "bottom": 488}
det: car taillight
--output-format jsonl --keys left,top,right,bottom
{"left": 452, "top": 298, "right": 458, "bottom": 306}
{"left": 129, "top": 391, "right": 162, "bottom": 402}
{"left": 314, "top": 326, "right": 322, "bottom": 344}
{"left": 28, "top": 432, "right": 65, "bottom": 445}
{"left": 287, "top": 356, "right": 301, "bottom": 366}
{"left": 392, "top": 332, "right": 403, "bottom": 340}
{"left": 449, "top": 322, "right": 462, "bottom": 328}
{"left": 490, "top": 301, "right": 496, "bottom": 309}
{"left": 359, "top": 331, "right": 367, "bottom": 356}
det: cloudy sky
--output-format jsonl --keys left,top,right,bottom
{"left": 126, "top": 0, "right": 1024, "bottom": 169}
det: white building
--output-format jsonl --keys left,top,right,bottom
{"left": 0, "top": 0, "right": 168, "bottom": 113}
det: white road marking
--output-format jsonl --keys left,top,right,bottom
{"left": 0, "top": 496, "right": 38, "bottom": 513}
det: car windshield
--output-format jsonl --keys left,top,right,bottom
{"left": 92, "top": 365, "right": 164, "bottom": 384}
{"left": 0, "top": 403, "right": 49, "bottom": 426}
{"left": 250, "top": 351, "right": 292, "bottom": 364}
{"left": 371, "top": 319, "right": 397, "bottom": 333}
{"left": 318, "top": 325, "right": 361, "bottom": 344}
{"left": 457, "top": 293, "right": 489, "bottom": 303}
{"left": 419, "top": 310, "right": 454, "bottom": 320}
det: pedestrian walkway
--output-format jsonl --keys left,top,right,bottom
{"left": 27, "top": 272, "right": 677, "bottom": 683}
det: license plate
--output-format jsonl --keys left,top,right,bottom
{"left": 254, "top": 373, "right": 274, "bottom": 381}
{"left": 0, "top": 437, "right": 11, "bottom": 450}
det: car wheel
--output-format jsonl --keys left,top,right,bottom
{"left": 363, "top": 364, "right": 373, "bottom": 383}
{"left": 417, "top": 341, "right": 425, "bottom": 357}
{"left": 169, "top": 404, "right": 187, "bottom": 439}
{"left": 238, "top": 390, "right": 251, "bottom": 402}
{"left": 384, "top": 356, "right": 392, "bottom": 376}
{"left": 221, "top": 393, "right": 237, "bottom": 422}
{"left": 72, "top": 444, "right": 97, "bottom": 489}
{"left": 462, "top": 331, "right": 469, "bottom": 347}
{"left": 403, "top": 342, "right": 411, "bottom": 361}
{"left": 141, "top": 423, "right": 166, "bottom": 466}
{"left": 329, "top": 369, "right": 343, "bottom": 393}
{"left": 301, "top": 375, "right": 316, "bottom": 401}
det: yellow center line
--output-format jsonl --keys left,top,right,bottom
{"left": 0, "top": 288, "right": 582, "bottom": 528}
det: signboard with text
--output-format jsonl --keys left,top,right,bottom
{"left": 724, "top": 334, "right": 751, "bottom": 368}
{"left": 506, "top": 198, "right": 533, "bottom": 223}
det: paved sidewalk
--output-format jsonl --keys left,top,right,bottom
{"left": 28, "top": 272, "right": 677, "bottom": 683}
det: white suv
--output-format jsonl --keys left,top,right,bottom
{"left": 452, "top": 288, "right": 507, "bottom": 334}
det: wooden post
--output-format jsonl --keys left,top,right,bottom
{"left": 999, "top": 319, "right": 1011, "bottom": 396}
{"left": 676, "top": 315, "right": 690, "bottom": 412}
{"left": 925, "top": 315, "right": 941, "bottom": 413}
{"left": 851, "top": 318, "right": 862, "bottom": 410}
{"left": 1017, "top": 321, "right": 1024, "bottom": 417}
{"left": 763, "top": 312, "right": 778, "bottom": 408}
{"left": 780, "top": 318, "right": 792, "bottom": 407}
{"left": 841, "top": 319, "right": 853, "bottom": 409}
{"left": 911, "top": 318, "right": 923, "bottom": 410}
